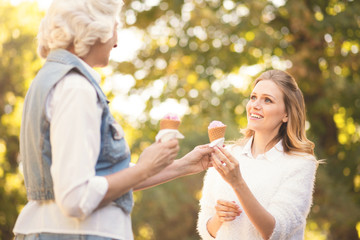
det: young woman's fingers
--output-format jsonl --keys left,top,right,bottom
{"left": 212, "top": 151, "right": 228, "bottom": 169}
{"left": 215, "top": 147, "right": 240, "bottom": 173}
{"left": 214, "top": 147, "right": 232, "bottom": 167}
{"left": 217, "top": 211, "right": 239, "bottom": 218}
{"left": 211, "top": 153, "right": 225, "bottom": 173}
{"left": 217, "top": 146, "right": 237, "bottom": 163}
{"left": 216, "top": 207, "right": 241, "bottom": 216}
{"left": 216, "top": 205, "right": 241, "bottom": 216}
{"left": 217, "top": 210, "right": 241, "bottom": 222}
{"left": 220, "top": 216, "right": 237, "bottom": 222}
{"left": 211, "top": 160, "right": 223, "bottom": 175}
{"left": 217, "top": 199, "right": 240, "bottom": 211}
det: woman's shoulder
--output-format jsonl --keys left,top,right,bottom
{"left": 283, "top": 151, "right": 319, "bottom": 172}
{"left": 56, "top": 71, "right": 98, "bottom": 100}
{"left": 285, "top": 151, "right": 317, "bottom": 162}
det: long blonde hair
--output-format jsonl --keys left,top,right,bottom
{"left": 241, "top": 69, "right": 315, "bottom": 155}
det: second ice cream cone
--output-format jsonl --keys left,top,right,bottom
{"left": 208, "top": 126, "right": 226, "bottom": 142}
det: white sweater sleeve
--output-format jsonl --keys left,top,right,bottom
{"left": 197, "top": 168, "right": 217, "bottom": 240}
{"left": 48, "top": 72, "right": 108, "bottom": 219}
{"left": 268, "top": 156, "right": 317, "bottom": 240}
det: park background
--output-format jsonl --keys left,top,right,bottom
{"left": 0, "top": 0, "right": 360, "bottom": 239}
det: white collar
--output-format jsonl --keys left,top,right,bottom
{"left": 240, "top": 136, "right": 284, "bottom": 161}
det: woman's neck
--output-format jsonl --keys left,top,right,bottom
{"left": 66, "top": 45, "right": 95, "bottom": 68}
{"left": 251, "top": 133, "right": 277, "bottom": 158}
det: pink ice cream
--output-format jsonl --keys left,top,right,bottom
{"left": 208, "top": 120, "right": 227, "bottom": 143}
{"left": 163, "top": 113, "right": 180, "bottom": 121}
{"left": 208, "top": 120, "right": 226, "bottom": 129}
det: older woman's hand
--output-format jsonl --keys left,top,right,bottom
{"left": 211, "top": 146, "right": 242, "bottom": 186}
{"left": 138, "top": 139, "right": 179, "bottom": 177}
{"left": 178, "top": 144, "right": 214, "bottom": 175}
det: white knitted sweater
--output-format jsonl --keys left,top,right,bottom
{"left": 197, "top": 139, "right": 317, "bottom": 240}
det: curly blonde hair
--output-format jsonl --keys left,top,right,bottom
{"left": 241, "top": 69, "right": 315, "bottom": 155}
{"left": 37, "top": 0, "right": 122, "bottom": 58}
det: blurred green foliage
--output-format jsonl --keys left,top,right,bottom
{"left": 0, "top": 1, "right": 44, "bottom": 239}
{"left": 0, "top": 0, "right": 359, "bottom": 239}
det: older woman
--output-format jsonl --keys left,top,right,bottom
{"left": 13, "top": 0, "right": 213, "bottom": 239}
{"left": 197, "top": 70, "right": 318, "bottom": 240}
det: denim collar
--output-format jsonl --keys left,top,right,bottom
{"left": 77, "top": 56, "right": 101, "bottom": 84}
{"left": 47, "top": 49, "right": 101, "bottom": 84}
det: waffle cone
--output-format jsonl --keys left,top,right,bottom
{"left": 208, "top": 126, "right": 226, "bottom": 142}
{"left": 160, "top": 119, "right": 181, "bottom": 130}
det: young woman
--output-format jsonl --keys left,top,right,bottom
{"left": 197, "top": 70, "right": 318, "bottom": 240}
{"left": 13, "top": 0, "right": 213, "bottom": 239}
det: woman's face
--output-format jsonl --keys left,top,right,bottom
{"left": 86, "top": 22, "right": 118, "bottom": 67}
{"left": 246, "top": 80, "right": 288, "bottom": 136}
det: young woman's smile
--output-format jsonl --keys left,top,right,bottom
{"left": 246, "top": 80, "right": 288, "bottom": 137}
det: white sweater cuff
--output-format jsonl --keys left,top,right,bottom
{"left": 197, "top": 214, "right": 215, "bottom": 240}
{"left": 78, "top": 176, "right": 109, "bottom": 218}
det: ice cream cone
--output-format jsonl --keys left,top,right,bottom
{"left": 208, "top": 126, "right": 226, "bottom": 142}
{"left": 160, "top": 119, "right": 181, "bottom": 130}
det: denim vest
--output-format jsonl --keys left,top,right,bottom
{"left": 20, "top": 49, "right": 133, "bottom": 214}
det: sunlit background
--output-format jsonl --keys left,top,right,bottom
{"left": 1, "top": 0, "right": 360, "bottom": 239}
{"left": 10, "top": 0, "right": 293, "bottom": 126}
